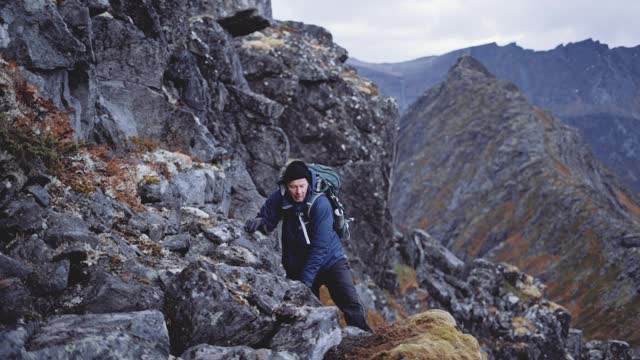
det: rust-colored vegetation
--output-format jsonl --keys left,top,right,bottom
{"left": 554, "top": 160, "right": 572, "bottom": 178}
{"left": 615, "top": 189, "right": 640, "bottom": 219}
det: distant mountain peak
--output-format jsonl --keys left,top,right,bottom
{"left": 447, "top": 55, "right": 496, "bottom": 82}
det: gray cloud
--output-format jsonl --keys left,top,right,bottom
{"left": 271, "top": 0, "right": 640, "bottom": 62}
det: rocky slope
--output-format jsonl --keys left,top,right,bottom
{"left": 350, "top": 40, "right": 640, "bottom": 193}
{"left": 392, "top": 55, "right": 640, "bottom": 348}
{"left": 0, "top": 0, "right": 397, "bottom": 281}
{"left": 0, "top": 0, "right": 430, "bottom": 359}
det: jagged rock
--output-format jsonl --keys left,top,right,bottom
{"left": 0, "top": 278, "right": 35, "bottom": 323}
{"left": 6, "top": 234, "right": 53, "bottom": 267}
{"left": 43, "top": 211, "right": 99, "bottom": 248}
{"left": 0, "top": 1, "right": 85, "bottom": 69}
{"left": 164, "top": 260, "right": 279, "bottom": 354}
{"left": 161, "top": 233, "right": 191, "bottom": 253}
{"left": 236, "top": 21, "right": 398, "bottom": 282}
{"left": 0, "top": 252, "right": 33, "bottom": 280}
{"left": 92, "top": 15, "right": 169, "bottom": 88}
{"left": 401, "top": 229, "right": 465, "bottom": 276}
{"left": 25, "top": 185, "right": 50, "bottom": 207}
{"left": 0, "top": 151, "right": 27, "bottom": 210}
{"left": 0, "top": 323, "right": 35, "bottom": 359}
{"left": 172, "top": 169, "right": 226, "bottom": 206}
{"left": 181, "top": 344, "right": 296, "bottom": 360}
{"left": 214, "top": 263, "right": 314, "bottom": 313}
{"left": 28, "top": 259, "right": 70, "bottom": 295}
{"left": 270, "top": 306, "right": 342, "bottom": 360}
{"left": 23, "top": 310, "right": 170, "bottom": 359}
{"left": 0, "top": 197, "right": 45, "bottom": 240}
{"left": 226, "top": 158, "right": 263, "bottom": 220}
{"left": 62, "top": 189, "right": 130, "bottom": 234}
{"left": 79, "top": 271, "right": 164, "bottom": 314}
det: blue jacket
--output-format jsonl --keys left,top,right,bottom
{"left": 258, "top": 168, "right": 346, "bottom": 287}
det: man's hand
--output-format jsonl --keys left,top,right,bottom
{"left": 245, "top": 217, "right": 263, "bottom": 233}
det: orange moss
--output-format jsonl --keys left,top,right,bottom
{"left": 465, "top": 202, "right": 517, "bottom": 257}
{"left": 521, "top": 254, "right": 560, "bottom": 274}
{"left": 554, "top": 160, "right": 572, "bottom": 178}
{"left": 615, "top": 189, "right": 640, "bottom": 219}
{"left": 495, "top": 233, "right": 529, "bottom": 264}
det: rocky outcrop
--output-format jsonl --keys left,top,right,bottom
{"left": 350, "top": 40, "right": 640, "bottom": 193}
{"left": 391, "top": 56, "right": 640, "bottom": 347}
{"left": 379, "top": 228, "right": 638, "bottom": 360}
{"left": 235, "top": 21, "right": 398, "bottom": 281}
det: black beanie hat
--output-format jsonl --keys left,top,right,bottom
{"left": 282, "top": 161, "right": 311, "bottom": 184}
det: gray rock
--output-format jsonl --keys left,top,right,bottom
{"left": 0, "top": 323, "right": 35, "bottom": 359}
{"left": 270, "top": 306, "right": 342, "bottom": 360}
{"left": 44, "top": 211, "right": 98, "bottom": 248}
{"left": 24, "top": 310, "right": 170, "bottom": 359}
{"left": 7, "top": 234, "right": 53, "bottom": 267}
{"left": 0, "top": 151, "right": 27, "bottom": 210}
{"left": 606, "top": 340, "right": 632, "bottom": 360}
{"left": 164, "top": 260, "right": 279, "bottom": 354}
{"left": 80, "top": 271, "right": 164, "bottom": 314}
{"left": 0, "top": 197, "right": 45, "bottom": 237}
{"left": 92, "top": 15, "right": 169, "bottom": 88}
{"left": 185, "top": 233, "right": 217, "bottom": 260}
{"left": 566, "top": 329, "right": 585, "bottom": 360}
{"left": 0, "top": 252, "right": 33, "bottom": 280}
{"left": 28, "top": 259, "right": 70, "bottom": 295}
{"left": 26, "top": 185, "right": 50, "bottom": 207}
{"left": 226, "top": 159, "right": 263, "bottom": 221}
{"left": 173, "top": 169, "right": 224, "bottom": 206}
{"left": 161, "top": 233, "right": 191, "bottom": 253}
{"left": 181, "top": 344, "right": 296, "bottom": 360}
{"left": 0, "top": 1, "right": 85, "bottom": 69}
{"left": 0, "top": 278, "right": 35, "bottom": 323}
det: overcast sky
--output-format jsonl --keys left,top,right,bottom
{"left": 271, "top": 0, "right": 640, "bottom": 63}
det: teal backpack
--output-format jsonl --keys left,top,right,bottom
{"left": 305, "top": 163, "right": 351, "bottom": 241}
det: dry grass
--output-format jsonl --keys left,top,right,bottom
{"left": 343, "top": 310, "right": 482, "bottom": 360}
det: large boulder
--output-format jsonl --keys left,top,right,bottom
{"left": 23, "top": 310, "right": 170, "bottom": 359}
{"left": 164, "top": 260, "right": 281, "bottom": 354}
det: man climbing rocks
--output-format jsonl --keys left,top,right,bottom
{"left": 245, "top": 160, "right": 372, "bottom": 332}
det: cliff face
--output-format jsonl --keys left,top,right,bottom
{"left": 391, "top": 56, "right": 640, "bottom": 346}
{"left": 0, "top": 1, "right": 407, "bottom": 358}
{"left": 234, "top": 21, "right": 398, "bottom": 279}
{"left": 350, "top": 40, "right": 640, "bottom": 193}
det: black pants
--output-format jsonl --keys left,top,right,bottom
{"left": 311, "top": 258, "right": 372, "bottom": 332}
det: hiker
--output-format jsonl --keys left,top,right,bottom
{"left": 245, "top": 160, "right": 372, "bottom": 332}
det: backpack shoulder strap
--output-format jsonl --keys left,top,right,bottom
{"left": 306, "top": 192, "right": 324, "bottom": 218}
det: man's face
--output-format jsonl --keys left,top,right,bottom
{"left": 287, "top": 178, "right": 309, "bottom": 203}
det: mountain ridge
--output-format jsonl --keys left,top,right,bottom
{"left": 351, "top": 39, "right": 640, "bottom": 193}
{"left": 392, "top": 55, "right": 640, "bottom": 346}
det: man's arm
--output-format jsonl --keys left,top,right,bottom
{"left": 255, "top": 189, "right": 283, "bottom": 233}
{"left": 300, "top": 196, "right": 334, "bottom": 287}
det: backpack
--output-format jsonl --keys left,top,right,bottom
{"left": 305, "top": 163, "right": 351, "bottom": 241}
